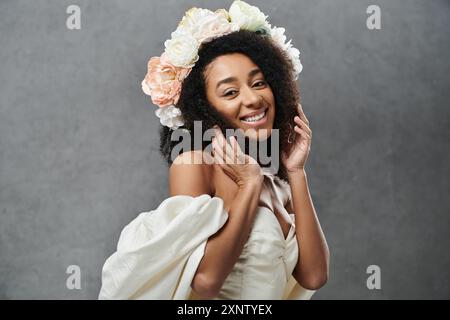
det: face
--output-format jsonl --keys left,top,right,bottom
{"left": 204, "top": 53, "right": 276, "bottom": 140}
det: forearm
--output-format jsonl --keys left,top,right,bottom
{"left": 288, "top": 169, "right": 329, "bottom": 289}
{"left": 192, "top": 178, "right": 263, "bottom": 296}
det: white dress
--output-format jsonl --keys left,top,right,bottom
{"left": 98, "top": 167, "right": 315, "bottom": 300}
{"left": 194, "top": 167, "right": 314, "bottom": 300}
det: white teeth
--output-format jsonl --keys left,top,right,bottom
{"left": 242, "top": 110, "right": 266, "bottom": 122}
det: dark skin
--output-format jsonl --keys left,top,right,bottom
{"left": 170, "top": 53, "right": 329, "bottom": 298}
{"left": 204, "top": 53, "right": 291, "bottom": 237}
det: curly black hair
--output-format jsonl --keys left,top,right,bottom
{"left": 159, "top": 29, "right": 301, "bottom": 182}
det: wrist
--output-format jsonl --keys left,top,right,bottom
{"left": 287, "top": 168, "right": 306, "bottom": 180}
{"left": 238, "top": 176, "right": 263, "bottom": 190}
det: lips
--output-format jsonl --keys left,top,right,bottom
{"left": 240, "top": 108, "right": 268, "bottom": 127}
{"left": 240, "top": 107, "right": 268, "bottom": 122}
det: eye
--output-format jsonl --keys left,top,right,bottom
{"left": 224, "top": 90, "right": 238, "bottom": 97}
{"left": 223, "top": 81, "right": 266, "bottom": 97}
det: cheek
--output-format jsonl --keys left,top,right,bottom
{"left": 215, "top": 102, "right": 240, "bottom": 122}
{"left": 266, "top": 90, "right": 276, "bottom": 106}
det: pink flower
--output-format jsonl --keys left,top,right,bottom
{"left": 141, "top": 53, "right": 191, "bottom": 107}
{"left": 177, "top": 8, "right": 239, "bottom": 44}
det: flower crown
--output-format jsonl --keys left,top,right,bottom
{"left": 141, "top": 0, "right": 303, "bottom": 130}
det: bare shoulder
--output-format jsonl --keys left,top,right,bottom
{"left": 169, "top": 150, "right": 214, "bottom": 197}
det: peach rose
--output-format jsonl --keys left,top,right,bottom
{"left": 141, "top": 53, "right": 191, "bottom": 107}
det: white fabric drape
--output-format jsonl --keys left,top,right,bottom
{"left": 98, "top": 193, "right": 315, "bottom": 300}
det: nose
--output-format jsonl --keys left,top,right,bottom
{"left": 240, "top": 84, "right": 262, "bottom": 108}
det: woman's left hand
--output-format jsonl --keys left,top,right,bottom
{"left": 281, "top": 103, "right": 312, "bottom": 173}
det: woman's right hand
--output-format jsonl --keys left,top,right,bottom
{"left": 212, "top": 126, "right": 263, "bottom": 189}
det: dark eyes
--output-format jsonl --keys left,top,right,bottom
{"left": 224, "top": 90, "right": 238, "bottom": 96}
{"left": 224, "top": 81, "right": 267, "bottom": 97}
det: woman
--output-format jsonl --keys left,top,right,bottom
{"left": 99, "top": 1, "right": 329, "bottom": 300}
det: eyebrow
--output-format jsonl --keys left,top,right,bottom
{"left": 215, "top": 68, "right": 263, "bottom": 90}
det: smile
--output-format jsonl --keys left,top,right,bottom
{"left": 240, "top": 108, "right": 268, "bottom": 126}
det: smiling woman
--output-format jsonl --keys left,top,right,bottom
{"left": 204, "top": 53, "right": 276, "bottom": 139}
{"left": 161, "top": 29, "right": 302, "bottom": 181}
{"left": 165, "top": 29, "right": 328, "bottom": 299}
{"left": 99, "top": 0, "right": 329, "bottom": 301}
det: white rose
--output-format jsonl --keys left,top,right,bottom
{"left": 178, "top": 7, "right": 213, "bottom": 34}
{"left": 286, "top": 46, "right": 303, "bottom": 79}
{"left": 196, "top": 12, "right": 240, "bottom": 43}
{"left": 229, "top": 0, "right": 270, "bottom": 33}
{"left": 164, "top": 30, "right": 199, "bottom": 68}
{"left": 155, "top": 105, "right": 185, "bottom": 130}
{"left": 270, "top": 26, "right": 303, "bottom": 79}
{"left": 270, "top": 26, "right": 289, "bottom": 50}
{"left": 214, "top": 9, "right": 230, "bottom": 21}
{"left": 177, "top": 7, "right": 239, "bottom": 44}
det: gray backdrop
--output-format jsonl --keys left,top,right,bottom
{"left": 1, "top": 0, "right": 449, "bottom": 299}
